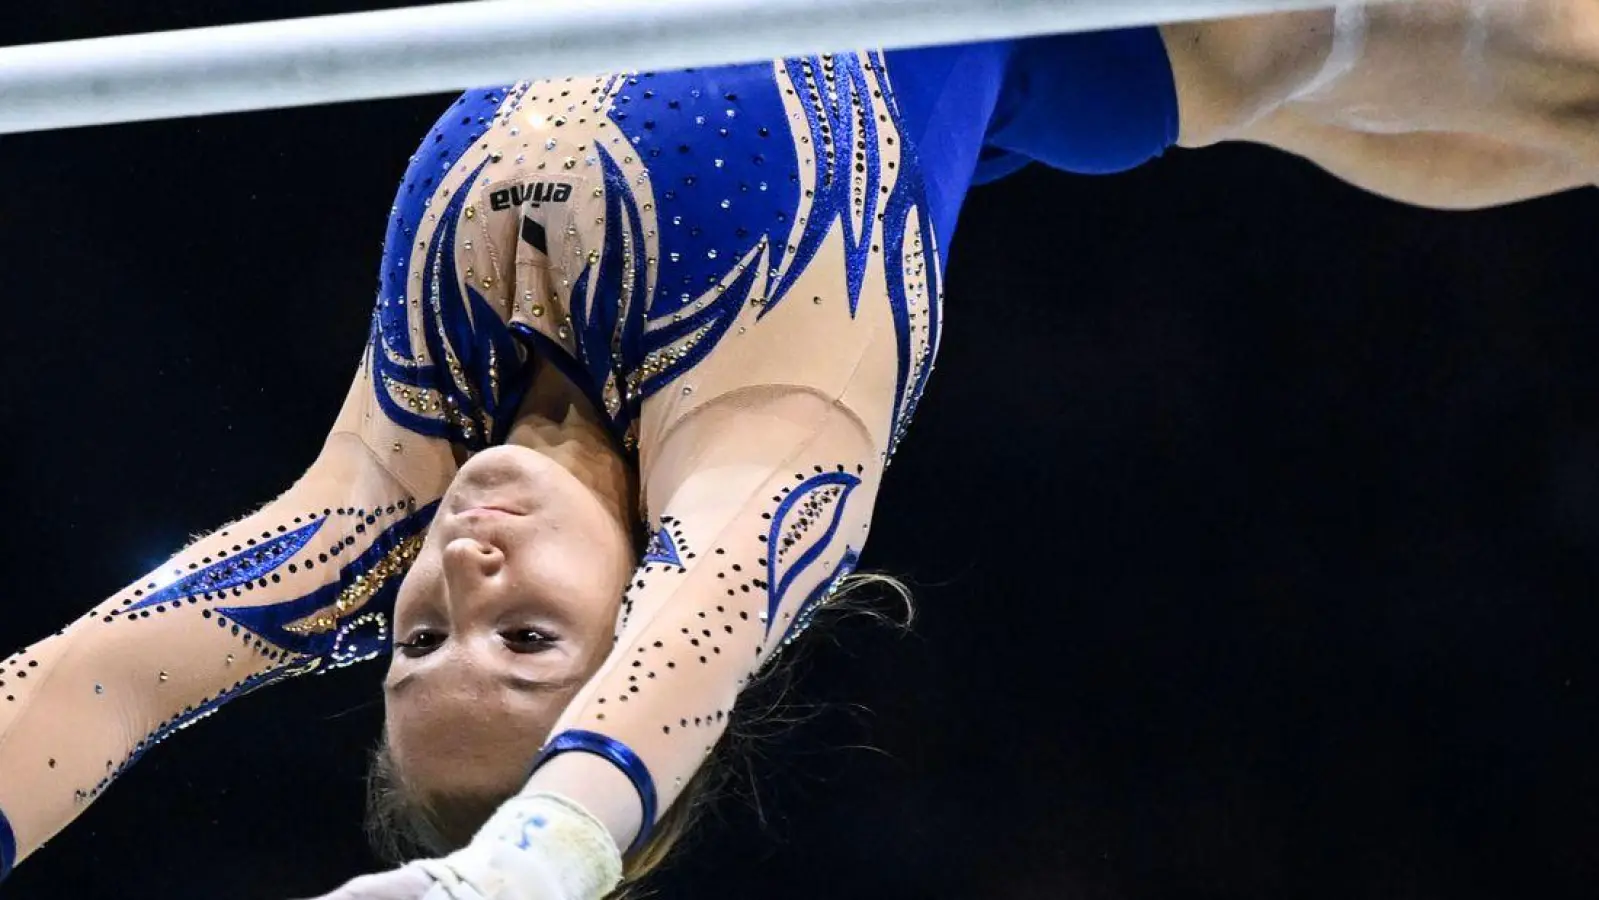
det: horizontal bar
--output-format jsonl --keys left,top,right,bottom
{"left": 0, "top": 0, "right": 1353, "bottom": 134}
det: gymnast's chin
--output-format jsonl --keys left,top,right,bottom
{"left": 370, "top": 444, "right": 635, "bottom": 859}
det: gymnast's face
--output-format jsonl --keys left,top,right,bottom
{"left": 382, "top": 445, "right": 634, "bottom": 804}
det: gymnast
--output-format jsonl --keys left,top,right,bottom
{"left": 3, "top": 3, "right": 1596, "bottom": 899}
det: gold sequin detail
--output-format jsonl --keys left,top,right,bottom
{"left": 284, "top": 534, "right": 425, "bottom": 636}
{"left": 383, "top": 374, "right": 443, "bottom": 414}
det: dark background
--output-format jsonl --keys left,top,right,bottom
{"left": 5, "top": 3, "right": 1599, "bottom": 898}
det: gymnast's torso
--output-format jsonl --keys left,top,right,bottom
{"left": 365, "top": 32, "right": 1180, "bottom": 486}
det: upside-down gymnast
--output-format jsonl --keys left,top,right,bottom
{"left": 4, "top": 3, "right": 1596, "bottom": 899}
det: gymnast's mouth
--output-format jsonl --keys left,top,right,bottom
{"left": 455, "top": 505, "right": 525, "bottom": 518}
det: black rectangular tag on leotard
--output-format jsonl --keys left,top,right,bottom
{"left": 521, "top": 215, "right": 549, "bottom": 256}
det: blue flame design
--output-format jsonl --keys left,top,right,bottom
{"left": 124, "top": 519, "right": 325, "bottom": 612}
{"left": 217, "top": 503, "right": 437, "bottom": 661}
{"left": 371, "top": 91, "right": 530, "bottom": 449}
{"left": 764, "top": 471, "right": 861, "bottom": 635}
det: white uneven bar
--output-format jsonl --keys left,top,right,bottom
{"left": 0, "top": 0, "right": 1348, "bottom": 135}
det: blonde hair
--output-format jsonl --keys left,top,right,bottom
{"left": 363, "top": 572, "right": 910, "bottom": 896}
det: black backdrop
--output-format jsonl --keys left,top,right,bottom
{"left": 5, "top": 4, "right": 1599, "bottom": 898}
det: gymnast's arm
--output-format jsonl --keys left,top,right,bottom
{"left": 523, "top": 380, "right": 887, "bottom": 853}
{"left": 0, "top": 349, "right": 444, "bottom": 874}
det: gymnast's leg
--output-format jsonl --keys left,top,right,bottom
{"left": 1162, "top": 0, "right": 1599, "bottom": 210}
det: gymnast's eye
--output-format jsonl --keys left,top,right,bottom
{"left": 396, "top": 630, "right": 444, "bottom": 657}
{"left": 501, "top": 628, "right": 555, "bottom": 653}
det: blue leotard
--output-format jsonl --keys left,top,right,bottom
{"left": 886, "top": 29, "right": 1179, "bottom": 249}
{"left": 372, "top": 28, "right": 1179, "bottom": 454}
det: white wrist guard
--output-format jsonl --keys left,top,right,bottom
{"left": 416, "top": 793, "right": 624, "bottom": 900}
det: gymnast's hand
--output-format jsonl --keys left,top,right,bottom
{"left": 293, "top": 793, "right": 624, "bottom": 900}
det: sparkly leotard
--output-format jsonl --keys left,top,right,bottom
{"left": 0, "top": 29, "right": 1177, "bottom": 874}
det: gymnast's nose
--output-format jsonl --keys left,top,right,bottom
{"left": 441, "top": 537, "right": 504, "bottom": 583}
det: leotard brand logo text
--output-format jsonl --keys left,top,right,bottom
{"left": 490, "top": 182, "right": 574, "bottom": 211}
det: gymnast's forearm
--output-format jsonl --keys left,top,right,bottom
{"left": 521, "top": 391, "right": 882, "bottom": 854}
{"left": 0, "top": 431, "right": 430, "bottom": 872}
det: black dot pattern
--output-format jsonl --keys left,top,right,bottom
{"left": 579, "top": 455, "right": 880, "bottom": 821}
{"left": 7, "top": 492, "right": 428, "bottom": 825}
